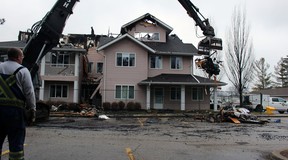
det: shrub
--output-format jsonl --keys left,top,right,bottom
{"left": 102, "top": 102, "right": 111, "bottom": 111}
{"left": 126, "top": 101, "right": 135, "bottom": 111}
{"left": 118, "top": 101, "right": 125, "bottom": 110}
{"left": 134, "top": 102, "right": 141, "bottom": 110}
{"left": 111, "top": 102, "right": 119, "bottom": 111}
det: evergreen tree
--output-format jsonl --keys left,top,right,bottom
{"left": 253, "top": 58, "right": 272, "bottom": 90}
{"left": 274, "top": 57, "right": 288, "bottom": 87}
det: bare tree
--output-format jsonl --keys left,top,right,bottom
{"left": 224, "top": 5, "right": 255, "bottom": 107}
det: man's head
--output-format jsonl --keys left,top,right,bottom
{"left": 7, "top": 48, "right": 24, "bottom": 64}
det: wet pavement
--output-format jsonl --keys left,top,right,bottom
{"left": 2, "top": 113, "right": 288, "bottom": 160}
{"left": 32, "top": 115, "right": 288, "bottom": 159}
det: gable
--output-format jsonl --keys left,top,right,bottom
{"left": 121, "top": 13, "right": 173, "bottom": 36}
{"left": 97, "top": 34, "right": 155, "bottom": 53}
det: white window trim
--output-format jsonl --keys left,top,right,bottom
{"left": 149, "top": 55, "right": 163, "bottom": 69}
{"left": 49, "top": 84, "right": 69, "bottom": 99}
{"left": 191, "top": 87, "right": 204, "bottom": 101}
{"left": 51, "top": 52, "right": 70, "bottom": 68}
{"left": 115, "top": 84, "right": 135, "bottom": 100}
{"left": 170, "top": 56, "right": 183, "bottom": 70}
{"left": 134, "top": 32, "right": 160, "bottom": 41}
{"left": 115, "top": 52, "right": 136, "bottom": 68}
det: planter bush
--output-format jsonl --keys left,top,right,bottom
{"left": 135, "top": 102, "right": 141, "bottom": 110}
{"left": 126, "top": 101, "right": 135, "bottom": 111}
{"left": 118, "top": 101, "right": 125, "bottom": 110}
{"left": 111, "top": 102, "right": 119, "bottom": 111}
{"left": 102, "top": 102, "right": 111, "bottom": 111}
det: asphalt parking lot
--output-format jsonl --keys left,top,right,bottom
{"left": 2, "top": 112, "right": 288, "bottom": 160}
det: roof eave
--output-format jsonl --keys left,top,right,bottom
{"left": 155, "top": 51, "right": 197, "bottom": 56}
{"left": 97, "top": 34, "right": 156, "bottom": 53}
{"left": 139, "top": 81, "right": 227, "bottom": 86}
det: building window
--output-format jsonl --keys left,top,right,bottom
{"left": 170, "top": 56, "right": 183, "bottom": 70}
{"left": 150, "top": 55, "right": 162, "bottom": 69}
{"left": 97, "top": 62, "right": 103, "bottom": 73}
{"left": 115, "top": 85, "right": 134, "bottom": 99}
{"left": 171, "top": 87, "right": 181, "bottom": 100}
{"left": 50, "top": 84, "right": 68, "bottom": 98}
{"left": 0, "top": 55, "right": 7, "bottom": 62}
{"left": 116, "top": 53, "right": 135, "bottom": 67}
{"left": 134, "top": 32, "right": 160, "bottom": 41}
{"left": 88, "top": 62, "right": 93, "bottom": 73}
{"left": 192, "top": 87, "right": 204, "bottom": 101}
{"left": 51, "top": 52, "right": 70, "bottom": 67}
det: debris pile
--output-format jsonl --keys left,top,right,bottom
{"left": 50, "top": 103, "right": 98, "bottom": 117}
{"left": 216, "top": 106, "right": 268, "bottom": 124}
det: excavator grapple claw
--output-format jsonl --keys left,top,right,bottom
{"left": 198, "top": 37, "right": 222, "bottom": 55}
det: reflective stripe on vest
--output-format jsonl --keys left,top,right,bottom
{"left": 0, "top": 75, "right": 16, "bottom": 98}
{"left": 0, "top": 66, "right": 25, "bottom": 108}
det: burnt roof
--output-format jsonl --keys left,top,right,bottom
{"left": 144, "top": 34, "right": 197, "bottom": 55}
{"left": 139, "top": 74, "right": 227, "bottom": 86}
{"left": 121, "top": 13, "right": 173, "bottom": 35}
{"left": 98, "top": 34, "right": 197, "bottom": 56}
{"left": 0, "top": 40, "right": 86, "bottom": 54}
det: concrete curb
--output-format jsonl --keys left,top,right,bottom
{"left": 270, "top": 149, "right": 288, "bottom": 160}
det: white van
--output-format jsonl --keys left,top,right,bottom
{"left": 269, "top": 97, "right": 288, "bottom": 113}
{"left": 245, "top": 94, "right": 288, "bottom": 114}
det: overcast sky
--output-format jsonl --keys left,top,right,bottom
{"left": 1, "top": 0, "right": 288, "bottom": 77}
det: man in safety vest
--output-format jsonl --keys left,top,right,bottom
{"left": 0, "top": 48, "right": 36, "bottom": 160}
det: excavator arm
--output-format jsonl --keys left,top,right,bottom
{"left": 178, "top": 0, "right": 222, "bottom": 55}
{"left": 21, "top": 0, "right": 79, "bottom": 121}
{"left": 178, "top": 0, "right": 214, "bottom": 37}
{"left": 22, "top": 0, "right": 79, "bottom": 78}
{"left": 178, "top": 0, "right": 222, "bottom": 77}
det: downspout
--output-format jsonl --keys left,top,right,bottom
{"left": 213, "top": 86, "right": 217, "bottom": 111}
{"left": 99, "top": 52, "right": 106, "bottom": 102}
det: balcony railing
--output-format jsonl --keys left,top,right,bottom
{"left": 44, "top": 63, "right": 76, "bottom": 76}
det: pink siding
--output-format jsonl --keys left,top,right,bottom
{"left": 148, "top": 55, "right": 193, "bottom": 77}
{"left": 87, "top": 47, "right": 104, "bottom": 78}
{"left": 101, "top": 38, "right": 148, "bottom": 106}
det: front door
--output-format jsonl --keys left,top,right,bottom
{"left": 154, "top": 88, "right": 164, "bottom": 109}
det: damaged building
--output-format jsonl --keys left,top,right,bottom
{"left": 0, "top": 13, "right": 226, "bottom": 111}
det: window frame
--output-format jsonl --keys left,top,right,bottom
{"left": 150, "top": 55, "right": 163, "bottom": 69}
{"left": 115, "top": 85, "right": 135, "bottom": 100}
{"left": 170, "top": 86, "right": 181, "bottom": 101}
{"left": 88, "top": 62, "right": 93, "bottom": 73}
{"left": 97, "top": 62, "right": 103, "bottom": 73}
{"left": 134, "top": 32, "right": 160, "bottom": 41}
{"left": 49, "top": 84, "right": 68, "bottom": 98}
{"left": 191, "top": 87, "right": 204, "bottom": 101}
{"left": 51, "top": 52, "right": 70, "bottom": 67}
{"left": 170, "top": 56, "right": 183, "bottom": 70}
{"left": 116, "top": 52, "right": 136, "bottom": 67}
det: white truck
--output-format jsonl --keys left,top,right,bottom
{"left": 244, "top": 94, "right": 288, "bottom": 114}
